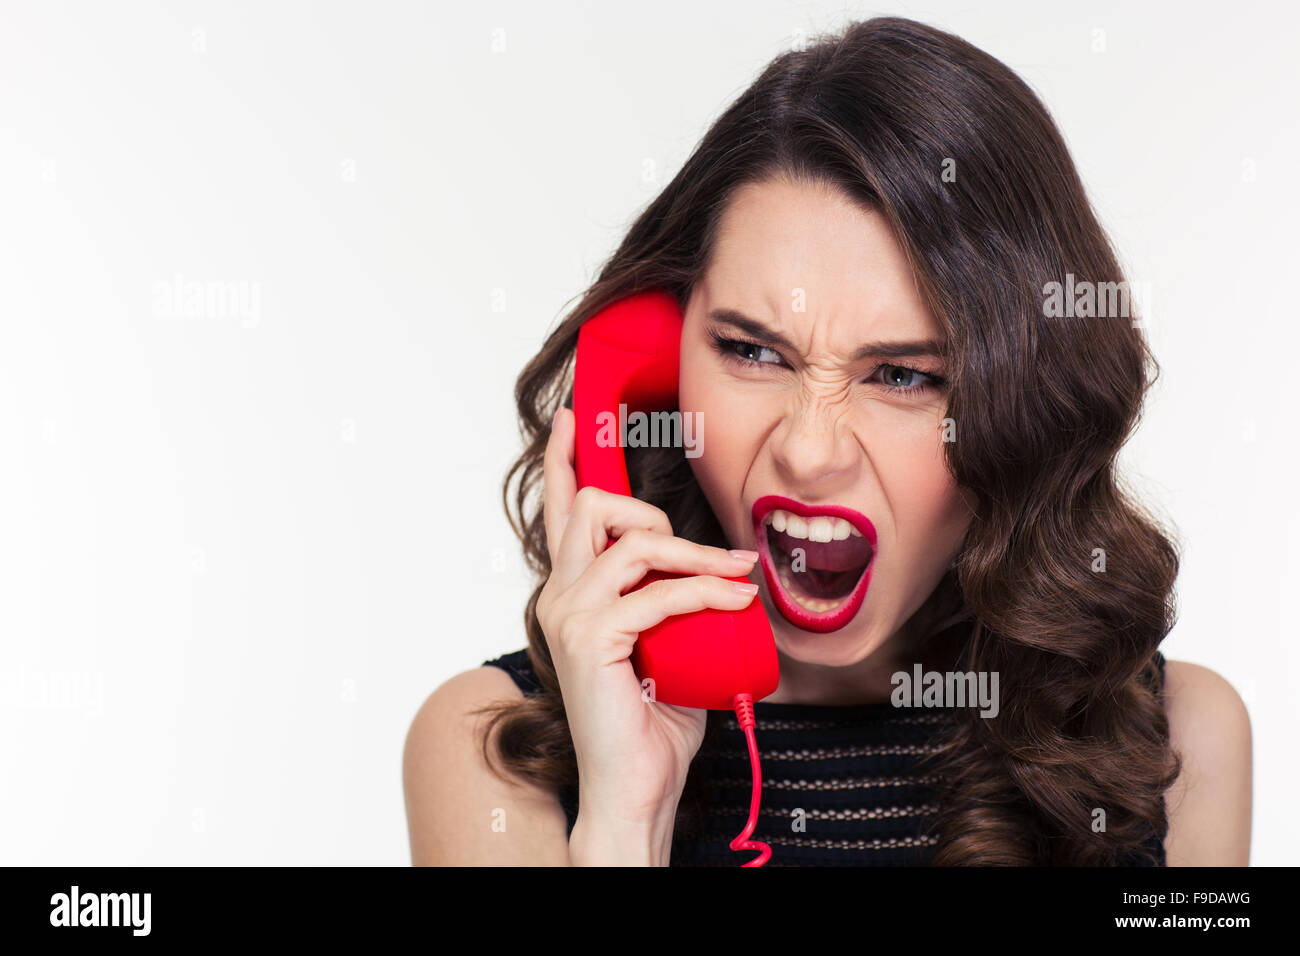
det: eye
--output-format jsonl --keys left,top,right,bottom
{"left": 871, "top": 363, "right": 945, "bottom": 393}
{"left": 883, "top": 365, "right": 918, "bottom": 387}
{"left": 708, "top": 330, "right": 787, "bottom": 368}
{"left": 731, "top": 340, "right": 784, "bottom": 365}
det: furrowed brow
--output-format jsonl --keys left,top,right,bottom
{"left": 707, "top": 308, "right": 944, "bottom": 362}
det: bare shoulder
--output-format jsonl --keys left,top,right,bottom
{"left": 402, "top": 665, "right": 571, "bottom": 866}
{"left": 1161, "top": 658, "right": 1252, "bottom": 866}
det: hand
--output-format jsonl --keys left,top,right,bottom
{"left": 536, "top": 407, "right": 761, "bottom": 845}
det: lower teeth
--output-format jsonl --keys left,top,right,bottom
{"left": 778, "top": 571, "right": 846, "bottom": 613}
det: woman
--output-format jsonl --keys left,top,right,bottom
{"left": 403, "top": 16, "right": 1251, "bottom": 866}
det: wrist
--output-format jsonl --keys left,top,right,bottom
{"left": 569, "top": 802, "right": 679, "bottom": 866}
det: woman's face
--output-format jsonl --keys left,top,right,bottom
{"left": 681, "top": 176, "right": 973, "bottom": 673}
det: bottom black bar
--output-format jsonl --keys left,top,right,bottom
{"left": 2, "top": 864, "right": 1284, "bottom": 941}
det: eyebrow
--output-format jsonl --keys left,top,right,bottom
{"left": 706, "top": 308, "right": 945, "bottom": 361}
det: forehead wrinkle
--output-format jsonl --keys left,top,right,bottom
{"left": 773, "top": 303, "right": 883, "bottom": 372}
{"left": 774, "top": 274, "right": 916, "bottom": 370}
{"left": 707, "top": 184, "right": 940, "bottom": 363}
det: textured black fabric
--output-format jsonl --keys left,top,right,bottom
{"left": 482, "top": 647, "right": 1168, "bottom": 866}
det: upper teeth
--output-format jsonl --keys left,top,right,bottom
{"left": 767, "top": 509, "right": 862, "bottom": 541}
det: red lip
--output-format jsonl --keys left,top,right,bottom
{"left": 750, "top": 494, "right": 877, "bottom": 633}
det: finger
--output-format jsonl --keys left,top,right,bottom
{"left": 551, "top": 487, "right": 673, "bottom": 592}
{"left": 601, "top": 574, "right": 760, "bottom": 637}
{"left": 542, "top": 406, "right": 578, "bottom": 570}
{"left": 576, "top": 528, "right": 758, "bottom": 603}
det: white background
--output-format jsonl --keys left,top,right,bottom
{"left": 1, "top": 0, "right": 1295, "bottom": 865}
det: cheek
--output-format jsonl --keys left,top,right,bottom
{"left": 874, "top": 421, "right": 969, "bottom": 552}
{"left": 680, "top": 358, "right": 771, "bottom": 531}
{"left": 682, "top": 375, "right": 743, "bottom": 481}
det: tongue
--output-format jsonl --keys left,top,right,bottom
{"left": 770, "top": 527, "right": 871, "bottom": 572}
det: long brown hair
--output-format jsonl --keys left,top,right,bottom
{"left": 477, "top": 15, "right": 1180, "bottom": 864}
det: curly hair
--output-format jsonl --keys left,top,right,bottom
{"left": 475, "top": 15, "right": 1181, "bottom": 864}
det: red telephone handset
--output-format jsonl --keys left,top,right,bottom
{"left": 570, "top": 289, "right": 779, "bottom": 865}
{"left": 572, "top": 290, "right": 780, "bottom": 711}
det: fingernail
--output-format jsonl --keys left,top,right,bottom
{"left": 731, "top": 581, "right": 759, "bottom": 595}
{"left": 728, "top": 550, "right": 759, "bottom": 563}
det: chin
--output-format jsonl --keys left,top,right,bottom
{"left": 763, "top": 599, "right": 890, "bottom": 667}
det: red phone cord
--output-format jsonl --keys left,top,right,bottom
{"left": 729, "top": 693, "right": 771, "bottom": 867}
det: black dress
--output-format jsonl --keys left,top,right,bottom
{"left": 482, "top": 647, "right": 1168, "bottom": 866}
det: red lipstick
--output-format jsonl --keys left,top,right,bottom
{"left": 750, "top": 494, "right": 877, "bottom": 633}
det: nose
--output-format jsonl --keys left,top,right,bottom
{"left": 768, "top": 392, "right": 862, "bottom": 494}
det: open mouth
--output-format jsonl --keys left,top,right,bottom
{"left": 751, "top": 494, "right": 877, "bottom": 633}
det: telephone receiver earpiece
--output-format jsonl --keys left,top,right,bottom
{"left": 572, "top": 290, "right": 779, "bottom": 711}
